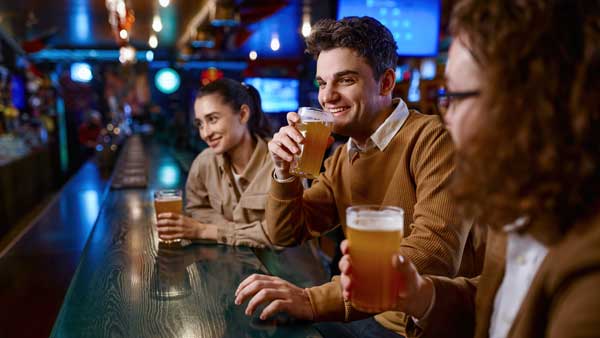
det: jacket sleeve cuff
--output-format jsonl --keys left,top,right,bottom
{"left": 215, "top": 223, "right": 235, "bottom": 244}
{"left": 269, "top": 170, "right": 304, "bottom": 200}
{"left": 305, "top": 278, "right": 347, "bottom": 322}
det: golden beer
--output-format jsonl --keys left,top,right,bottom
{"left": 290, "top": 107, "right": 334, "bottom": 179}
{"left": 154, "top": 190, "right": 183, "bottom": 245}
{"left": 346, "top": 206, "right": 404, "bottom": 312}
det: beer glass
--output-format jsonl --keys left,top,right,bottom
{"left": 289, "top": 107, "right": 334, "bottom": 179}
{"left": 154, "top": 189, "right": 183, "bottom": 246}
{"left": 346, "top": 205, "right": 404, "bottom": 312}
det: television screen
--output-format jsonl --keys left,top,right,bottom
{"left": 11, "top": 75, "right": 26, "bottom": 110}
{"left": 337, "top": 0, "right": 441, "bottom": 56}
{"left": 244, "top": 78, "right": 299, "bottom": 113}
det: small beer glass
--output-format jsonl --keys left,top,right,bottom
{"left": 289, "top": 107, "right": 334, "bottom": 179}
{"left": 154, "top": 189, "right": 183, "bottom": 246}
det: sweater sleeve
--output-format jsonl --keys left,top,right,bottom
{"left": 265, "top": 150, "right": 342, "bottom": 247}
{"left": 402, "top": 123, "right": 469, "bottom": 276}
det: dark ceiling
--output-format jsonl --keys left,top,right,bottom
{"left": 0, "top": 0, "right": 456, "bottom": 61}
{"left": 0, "top": 0, "right": 209, "bottom": 50}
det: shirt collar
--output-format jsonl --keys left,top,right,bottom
{"left": 346, "top": 98, "right": 410, "bottom": 155}
{"left": 216, "top": 136, "right": 268, "bottom": 182}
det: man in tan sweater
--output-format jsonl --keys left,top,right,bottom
{"left": 234, "top": 16, "right": 479, "bottom": 337}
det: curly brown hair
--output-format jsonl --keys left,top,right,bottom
{"left": 305, "top": 16, "right": 398, "bottom": 80}
{"left": 450, "top": 0, "right": 600, "bottom": 233}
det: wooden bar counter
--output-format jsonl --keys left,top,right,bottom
{"left": 51, "top": 136, "right": 324, "bottom": 338}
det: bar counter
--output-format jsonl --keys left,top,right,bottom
{"left": 51, "top": 136, "right": 325, "bottom": 337}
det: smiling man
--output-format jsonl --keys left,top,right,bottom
{"left": 234, "top": 16, "right": 479, "bottom": 338}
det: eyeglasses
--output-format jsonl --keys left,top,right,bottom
{"left": 436, "top": 87, "right": 480, "bottom": 115}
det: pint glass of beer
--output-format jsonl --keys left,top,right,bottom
{"left": 346, "top": 205, "right": 404, "bottom": 312}
{"left": 154, "top": 189, "right": 183, "bottom": 246}
{"left": 289, "top": 107, "right": 334, "bottom": 179}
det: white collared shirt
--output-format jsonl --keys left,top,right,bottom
{"left": 489, "top": 222, "right": 549, "bottom": 338}
{"left": 347, "top": 98, "right": 410, "bottom": 158}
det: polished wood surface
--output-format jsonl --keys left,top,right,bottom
{"left": 52, "top": 138, "right": 322, "bottom": 338}
{"left": 0, "top": 160, "right": 110, "bottom": 338}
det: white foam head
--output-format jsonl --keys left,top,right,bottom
{"left": 346, "top": 207, "right": 404, "bottom": 232}
{"left": 155, "top": 195, "right": 181, "bottom": 202}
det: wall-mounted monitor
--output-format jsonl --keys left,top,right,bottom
{"left": 337, "top": 0, "right": 441, "bottom": 57}
{"left": 244, "top": 77, "right": 299, "bottom": 113}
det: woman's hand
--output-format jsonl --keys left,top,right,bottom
{"left": 338, "top": 239, "right": 435, "bottom": 319}
{"left": 156, "top": 212, "right": 218, "bottom": 241}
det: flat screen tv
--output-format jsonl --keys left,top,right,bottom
{"left": 337, "top": 0, "right": 441, "bottom": 56}
{"left": 244, "top": 78, "right": 299, "bottom": 113}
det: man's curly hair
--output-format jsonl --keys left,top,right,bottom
{"left": 450, "top": 0, "right": 600, "bottom": 233}
{"left": 305, "top": 16, "right": 398, "bottom": 80}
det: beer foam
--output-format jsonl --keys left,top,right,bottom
{"left": 347, "top": 210, "right": 404, "bottom": 231}
{"left": 155, "top": 195, "right": 181, "bottom": 201}
{"left": 298, "top": 107, "right": 334, "bottom": 123}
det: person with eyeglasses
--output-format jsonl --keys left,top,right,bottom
{"left": 339, "top": 1, "right": 600, "bottom": 337}
{"left": 156, "top": 78, "right": 278, "bottom": 248}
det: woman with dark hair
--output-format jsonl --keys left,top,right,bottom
{"left": 339, "top": 0, "right": 600, "bottom": 337}
{"left": 157, "top": 78, "right": 277, "bottom": 248}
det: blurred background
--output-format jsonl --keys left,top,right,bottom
{"left": 0, "top": 0, "right": 456, "bottom": 240}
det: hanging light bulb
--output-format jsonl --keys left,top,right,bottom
{"left": 301, "top": 21, "right": 311, "bottom": 37}
{"left": 158, "top": 0, "right": 170, "bottom": 8}
{"left": 149, "top": 34, "right": 158, "bottom": 48}
{"left": 116, "top": 0, "right": 126, "bottom": 19}
{"left": 270, "top": 33, "right": 280, "bottom": 51}
{"left": 301, "top": 14, "right": 311, "bottom": 38}
{"left": 249, "top": 50, "right": 258, "bottom": 60}
{"left": 152, "top": 15, "right": 163, "bottom": 32}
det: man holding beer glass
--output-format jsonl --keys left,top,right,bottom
{"left": 234, "top": 16, "right": 480, "bottom": 337}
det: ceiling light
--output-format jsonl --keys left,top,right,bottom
{"left": 152, "top": 15, "right": 163, "bottom": 32}
{"left": 159, "top": 0, "right": 170, "bottom": 8}
{"left": 249, "top": 50, "right": 257, "bottom": 60}
{"left": 119, "top": 46, "right": 136, "bottom": 64}
{"left": 119, "top": 29, "right": 128, "bottom": 39}
{"left": 270, "top": 34, "right": 280, "bottom": 51}
{"left": 301, "top": 20, "right": 311, "bottom": 37}
{"left": 146, "top": 50, "right": 154, "bottom": 62}
{"left": 149, "top": 34, "right": 158, "bottom": 48}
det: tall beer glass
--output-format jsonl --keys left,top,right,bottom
{"left": 154, "top": 189, "right": 183, "bottom": 246}
{"left": 346, "top": 205, "right": 404, "bottom": 312}
{"left": 289, "top": 107, "right": 334, "bottom": 179}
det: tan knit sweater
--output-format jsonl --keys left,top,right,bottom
{"left": 266, "top": 110, "right": 477, "bottom": 334}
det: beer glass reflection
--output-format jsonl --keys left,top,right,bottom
{"left": 289, "top": 107, "right": 334, "bottom": 179}
{"left": 152, "top": 248, "right": 192, "bottom": 300}
{"left": 346, "top": 205, "right": 404, "bottom": 312}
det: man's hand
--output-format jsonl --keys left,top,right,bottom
{"left": 234, "top": 274, "right": 314, "bottom": 321}
{"left": 156, "top": 212, "right": 217, "bottom": 241}
{"left": 338, "top": 239, "right": 434, "bottom": 319}
{"left": 268, "top": 112, "right": 304, "bottom": 180}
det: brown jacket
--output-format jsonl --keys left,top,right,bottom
{"left": 266, "top": 110, "right": 481, "bottom": 333}
{"left": 185, "top": 136, "right": 276, "bottom": 248}
{"left": 412, "top": 213, "right": 600, "bottom": 338}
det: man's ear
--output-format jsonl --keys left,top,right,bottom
{"left": 239, "top": 104, "right": 251, "bottom": 124}
{"left": 379, "top": 68, "right": 397, "bottom": 96}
